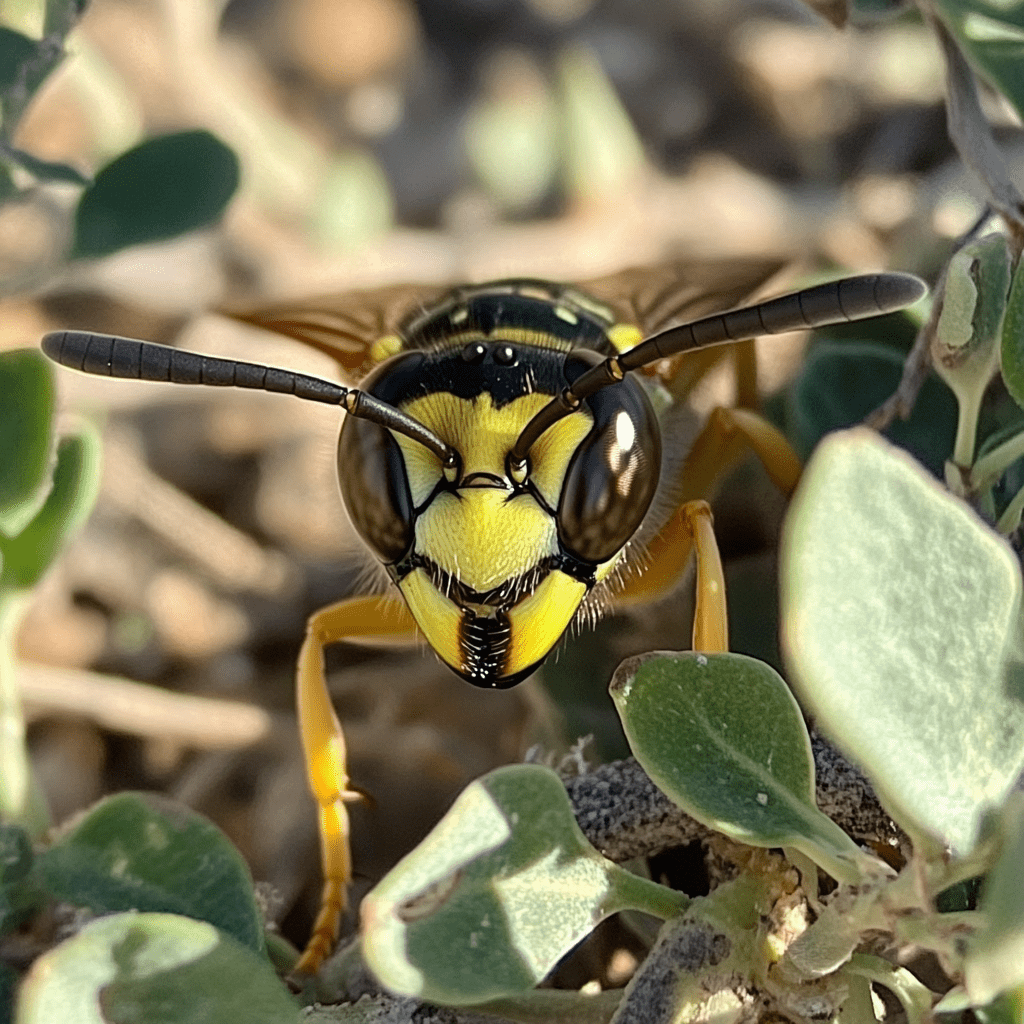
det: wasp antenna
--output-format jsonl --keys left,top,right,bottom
{"left": 618, "top": 271, "right": 927, "bottom": 371}
{"left": 41, "top": 330, "right": 459, "bottom": 467}
{"left": 509, "top": 271, "right": 927, "bottom": 465}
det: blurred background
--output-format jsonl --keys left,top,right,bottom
{"left": 0, "top": 0, "right": 991, "bottom": 965}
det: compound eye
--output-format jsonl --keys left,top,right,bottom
{"left": 337, "top": 415, "right": 414, "bottom": 564}
{"left": 557, "top": 379, "right": 661, "bottom": 564}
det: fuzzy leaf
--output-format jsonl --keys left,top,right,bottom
{"left": 15, "top": 913, "right": 297, "bottom": 1024}
{"left": 37, "top": 793, "right": 264, "bottom": 953}
{"left": 611, "top": 651, "right": 876, "bottom": 884}
{"left": 362, "top": 764, "right": 686, "bottom": 1005}
{"left": 964, "top": 794, "right": 1024, "bottom": 1004}
{"left": 782, "top": 429, "right": 1024, "bottom": 855}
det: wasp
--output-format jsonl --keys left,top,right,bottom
{"left": 41, "top": 262, "right": 925, "bottom": 971}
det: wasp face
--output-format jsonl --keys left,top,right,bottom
{"left": 337, "top": 287, "right": 662, "bottom": 687}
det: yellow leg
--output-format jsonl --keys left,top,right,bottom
{"left": 685, "top": 501, "right": 727, "bottom": 654}
{"left": 293, "top": 594, "right": 417, "bottom": 975}
{"left": 679, "top": 406, "right": 801, "bottom": 504}
{"left": 615, "top": 405, "right": 802, "bottom": 651}
{"left": 617, "top": 500, "right": 727, "bottom": 652}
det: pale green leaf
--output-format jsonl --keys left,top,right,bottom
{"left": 965, "top": 794, "right": 1024, "bottom": 1005}
{"left": 15, "top": 912, "right": 297, "bottom": 1024}
{"left": 362, "top": 764, "right": 686, "bottom": 1006}
{"left": 782, "top": 428, "right": 1024, "bottom": 855}
{"left": 610, "top": 651, "right": 877, "bottom": 884}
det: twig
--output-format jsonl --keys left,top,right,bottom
{"left": 102, "top": 430, "right": 295, "bottom": 597}
{"left": 18, "top": 662, "right": 273, "bottom": 748}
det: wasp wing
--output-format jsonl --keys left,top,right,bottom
{"left": 219, "top": 283, "right": 451, "bottom": 379}
{"left": 578, "top": 257, "right": 790, "bottom": 336}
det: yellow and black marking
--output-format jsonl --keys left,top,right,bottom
{"left": 338, "top": 281, "right": 661, "bottom": 686}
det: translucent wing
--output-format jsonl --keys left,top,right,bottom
{"left": 220, "top": 260, "right": 789, "bottom": 383}
{"left": 219, "top": 283, "right": 451, "bottom": 380}
{"left": 578, "top": 257, "right": 790, "bottom": 336}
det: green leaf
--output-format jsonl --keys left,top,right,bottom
{"left": 610, "top": 651, "right": 877, "bottom": 884}
{"left": 974, "top": 988, "right": 1024, "bottom": 1024}
{"left": 781, "top": 429, "right": 1024, "bottom": 856}
{"left": 964, "top": 794, "right": 1024, "bottom": 1005}
{"left": 0, "top": 163, "right": 17, "bottom": 203}
{"left": 0, "top": 822, "right": 43, "bottom": 936}
{"left": 15, "top": 912, "right": 298, "bottom": 1024}
{"left": 44, "top": 0, "right": 89, "bottom": 38}
{"left": 0, "top": 428, "right": 101, "bottom": 593}
{"left": 37, "top": 793, "right": 264, "bottom": 953}
{"left": 1, "top": 961, "right": 16, "bottom": 1024}
{"left": 934, "top": 233, "right": 1010, "bottom": 390}
{"left": 787, "top": 340, "right": 958, "bottom": 477}
{"left": 936, "top": 234, "right": 1011, "bottom": 359}
{"left": 934, "top": 234, "right": 1012, "bottom": 467}
{"left": 0, "top": 27, "right": 36, "bottom": 90}
{"left": 0, "top": 822, "right": 32, "bottom": 888}
{"left": 930, "top": 0, "right": 1024, "bottom": 124}
{"left": 362, "top": 764, "right": 687, "bottom": 1005}
{"left": 72, "top": 130, "right": 240, "bottom": 259}
{"left": 0, "top": 350, "right": 55, "bottom": 538}
{"left": 850, "top": 0, "right": 910, "bottom": 21}
{"left": 1001, "top": 250, "right": 1024, "bottom": 411}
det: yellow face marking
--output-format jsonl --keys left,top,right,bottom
{"left": 370, "top": 334, "right": 404, "bottom": 363}
{"left": 417, "top": 489, "right": 556, "bottom": 591}
{"left": 505, "top": 570, "right": 587, "bottom": 678}
{"left": 554, "top": 306, "right": 579, "bottom": 325}
{"left": 608, "top": 323, "right": 642, "bottom": 354}
{"left": 398, "top": 568, "right": 464, "bottom": 672}
{"left": 393, "top": 391, "right": 593, "bottom": 511}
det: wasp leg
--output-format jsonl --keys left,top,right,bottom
{"left": 616, "top": 407, "right": 801, "bottom": 653}
{"left": 680, "top": 407, "right": 801, "bottom": 505}
{"left": 293, "top": 595, "right": 417, "bottom": 975}
{"left": 617, "top": 500, "right": 727, "bottom": 652}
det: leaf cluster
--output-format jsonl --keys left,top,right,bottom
{"left": 0, "top": 1, "right": 238, "bottom": 261}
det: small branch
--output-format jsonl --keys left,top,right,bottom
{"left": 17, "top": 662, "right": 274, "bottom": 749}
{"left": 102, "top": 431, "right": 296, "bottom": 597}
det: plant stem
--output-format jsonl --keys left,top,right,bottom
{"left": 972, "top": 428, "right": 1024, "bottom": 492}
{"left": 0, "top": 593, "right": 50, "bottom": 835}
{"left": 606, "top": 862, "right": 691, "bottom": 920}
